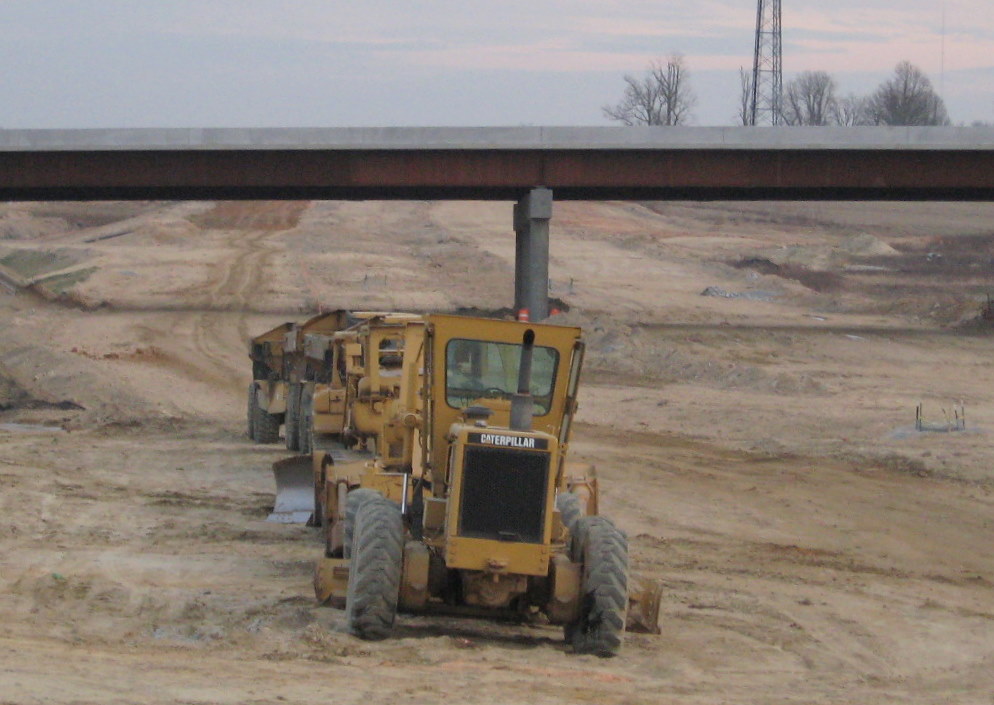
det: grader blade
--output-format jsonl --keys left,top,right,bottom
{"left": 267, "top": 456, "right": 314, "bottom": 523}
{"left": 626, "top": 576, "right": 662, "bottom": 634}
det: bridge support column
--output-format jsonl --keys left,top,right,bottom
{"left": 513, "top": 187, "right": 552, "bottom": 322}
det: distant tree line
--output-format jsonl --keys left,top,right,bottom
{"left": 770, "top": 61, "right": 949, "bottom": 126}
{"left": 602, "top": 53, "right": 696, "bottom": 126}
{"left": 605, "top": 57, "right": 957, "bottom": 127}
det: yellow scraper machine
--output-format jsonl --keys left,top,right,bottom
{"left": 263, "top": 311, "right": 661, "bottom": 656}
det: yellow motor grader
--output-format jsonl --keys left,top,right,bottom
{"left": 280, "top": 309, "right": 356, "bottom": 453}
{"left": 267, "top": 312, "right": 660, "bottom": 655}
{"left": 246, "top": 321, "right": 293, "bottom": 444}
{"left": 247, "top": 310, "right": 355, "bottom": 449}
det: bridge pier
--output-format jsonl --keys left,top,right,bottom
{"left": 513, "top": 187, "right": 552, "bottom": 322}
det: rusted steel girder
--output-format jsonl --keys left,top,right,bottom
{"left": 1, "top": 148, "right": 993, "bottom": 201}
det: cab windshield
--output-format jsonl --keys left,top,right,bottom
{"left": 445, "top": 338, "right": 558, "bottom": 414}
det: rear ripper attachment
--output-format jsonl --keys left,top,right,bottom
{"left": 261, "top": 312, "right": 661, "bottom": 654}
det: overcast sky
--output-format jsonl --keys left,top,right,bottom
{"left": 0, "top": 1, "right": 991, "bottom": 128}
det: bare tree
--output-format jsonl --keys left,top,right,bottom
{"left": 781, "top": 71, "right": 837, "bottom": 126}
{"left": 736, "top": 67, "right": 753, "bottom": 125}
{"left": 865, "top": 61, "right": 950, "bottom": 126}
{"left": 832, "top": 93, "right": 872, "bottom": 126}
{"left": 603, "top": 54, "right": 696, "bottom": 126}
{"left": 603, "top": 72, "right": 662, "bottom": 126}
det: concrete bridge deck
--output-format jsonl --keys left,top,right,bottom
{"left": 1, "top": 126, "right": 993, "bottom": 201}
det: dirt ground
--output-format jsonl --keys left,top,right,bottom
{"left": 1, "top": 199, "right": 994, "bottom": 704}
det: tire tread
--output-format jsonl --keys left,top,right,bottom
{"left": 556, "top": 492, "right": 585, "bottom": 537}
{"left": 246, "top": 383, "right": 257, "bottom": 440}
{"left": 343, "top": 488, "right": 382, "bottom": 559}
{"left": 285, "top": 383, "right": 300, "bottom": 451}
{"left": 568, "top": 516, "right": 629, "bottom": 657}
{"left": 346, "top": 497, "right": 404, "bottom": 640}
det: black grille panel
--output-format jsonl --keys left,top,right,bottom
{"left": 459, "top": 446, "right": 550, "bottom": 544}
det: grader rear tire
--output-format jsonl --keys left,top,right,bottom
{"left": 246, "top": 383, "right": 257, "bottom": 440}
{"left": 253, "top": 398, "right": 281, "bottom": 444}
{"left": 285, "top": 383, "right": 301, "bottom": 451}
{"left": 302, "top": 413, "right": 315, "bottom": 455}
{"left": 567, "top": 516, "right": 629, "bottom": 657}
{"left": 299, "top": 387, "right": 314, "bottom": 455}
{"left": 343, "top": 488, "right": 383, "bottom": 559}
{"left": 346, "top": 497, "right": 404, "bottom": 640}
{"left": 556, "top": 492, "right": 585, "bottom": 536}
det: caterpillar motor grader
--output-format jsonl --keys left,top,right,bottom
{"left": 266, "top": 312, "right": 660, "bottom": 655}
{"left": 246, "top": 321, "right": 293, "bottom": 444}
{"left": 279, "top": 309, "right": 356, "bottom": 454}
{"left": 247, "top": 310, "right": 355, "bottom": 449}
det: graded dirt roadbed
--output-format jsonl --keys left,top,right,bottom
{"left": 1, "top": 424, "right": 991, "bottom": 704}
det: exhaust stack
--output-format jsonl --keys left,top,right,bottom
{"left": 509, "top": 329, "right": 535, "bottom": 432}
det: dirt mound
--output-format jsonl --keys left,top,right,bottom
{"left": 0, "top": 360, "right": 33, "bottom": 410}
{"left": 750, "top": 234, "right": 897, "bottom": 273}
{"left": 190, "top": 201, "right": 311, "bottom": 231}
{"left": 840, "top": 233, "right": 900, "bottom": 257}
{"left": 0, "top": 202, "right": 166, "bottom": 241}
{"left": 554, "top": 310, "right": 824, "bottom": 395}
{"left": 0, "top": 248, "right": 92, "bottom": 280}
{"left": 731, "top": 257, "right": 846, "bottom": 293}
{"left": 21, "top": 202, "right": 164, "bottom": 230}
{"left": 0, "top": 356, "right": 86, "bottom": 412}
{"left": 0, "top": 211, "right": 72, "bottom": 240}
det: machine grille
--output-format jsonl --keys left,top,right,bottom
{"left": 458, "top": 446, "right": 549, "bottom": 544}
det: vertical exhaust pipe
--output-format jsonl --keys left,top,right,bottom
{"left": 510, "top": 329, "right": 535, "bottom": 432}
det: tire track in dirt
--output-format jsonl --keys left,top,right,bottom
{"left": 188, "top": 228, "right": 280, "bottom": 391}
{"left": 0, "top": 202, "right": 309, "bottom": 423}
{"left": 153, "top": 202, "right": 308, "bottom": 396}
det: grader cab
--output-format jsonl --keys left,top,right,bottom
{"left": 269, "top": 312, "right": 659, "bottom": 655}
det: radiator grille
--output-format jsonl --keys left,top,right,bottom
{"left": 458, "top": 446, "right": 549, "bottom": 544}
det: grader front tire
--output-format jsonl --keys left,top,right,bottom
{"left": 343, "top": 488, "right": 383, "bottom": 559}
{"left": 345, "top": 498, "right": 404, "bottom": 640}
{"left": 568, "top": 516, "right": 629, "bottom": 657}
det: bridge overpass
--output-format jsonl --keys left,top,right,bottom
{"left": 2, "top": 126, "right": 993, "bottom": 318}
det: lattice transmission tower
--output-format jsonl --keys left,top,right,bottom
{"left": 749, "top": 0, "right": 782, "bottom": 125}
